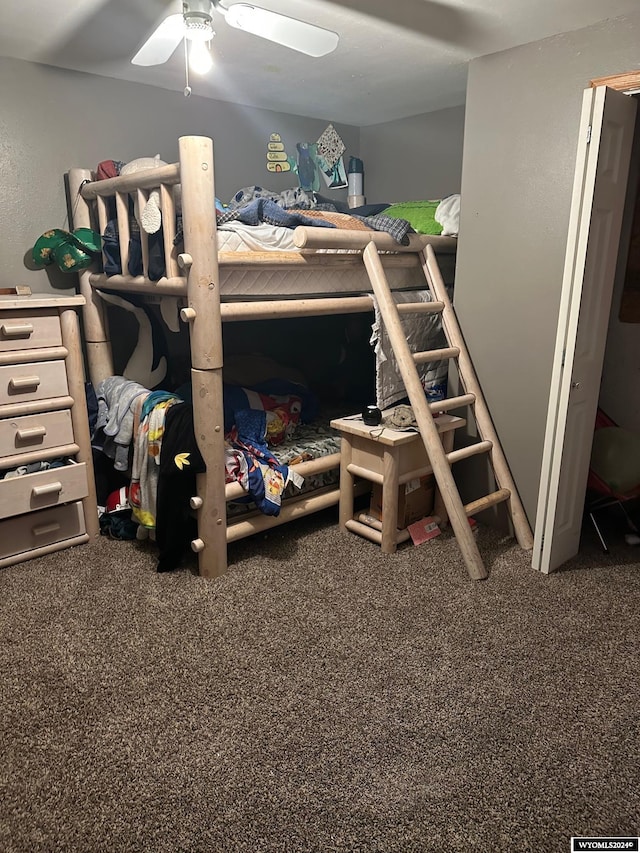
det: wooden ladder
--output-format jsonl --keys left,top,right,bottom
{"left": 362, "top": 241, "right": 534, "bottom": 580}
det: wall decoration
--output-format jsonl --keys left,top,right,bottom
{"left": 315, "top": 123, "right": 347, "bottom": 189}
{"left": 296, "top": 142, "right": 321, "bottom": 192}
{"left": 316, "top": 124, "right": 345, "bottom": 169}
{"left": 286, "top": 126, "right": 347, "bottom": 191}
{"left": 266, "top": 133, "right": 292, "bottom": 173}
{"left": 319, "top": 156, "right": 347, "bottom": 189}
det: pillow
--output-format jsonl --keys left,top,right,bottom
{"left": 223, "top": 384, "right": 302, "bottom": 446}
{"left": 384, "top": 200, "right": 443, "bottom": 235}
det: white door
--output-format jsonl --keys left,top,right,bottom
{"left": 533, "top": 85, "right": 637, "bottom": 574}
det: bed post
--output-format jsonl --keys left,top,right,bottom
{"left": 178, "top": 136, "right": 227, "bottom": 579}
{"left": 67, "top": 168, "right": 114, "bottom": 385}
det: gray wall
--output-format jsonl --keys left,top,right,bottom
{"left": 454, "top": 11, "right": 640, "bottom": 526}
{"left": 360, "top": 106, "right": 465, "bottom": 202}
{"left": 0, "top": 56, "right": 359, "bottom": 295}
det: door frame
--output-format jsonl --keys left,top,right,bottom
{"left": 590, "top": 70, "right": 640, "bottom": 93}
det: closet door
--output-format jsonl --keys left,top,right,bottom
{"left": 533, "top": 85, "right": 637, "bottom": 573}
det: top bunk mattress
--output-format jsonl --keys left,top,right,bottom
{"left": 95, "top": 216, "right": 457, "bottom": 298}
{"left": 215, "top": 222, "right": 456, "bottom": 297}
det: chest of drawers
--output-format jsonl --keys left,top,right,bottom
{"left": 0, "top": 295, "right": 98, "bottom": 568}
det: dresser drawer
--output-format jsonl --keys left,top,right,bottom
{"left": 0, "top": 360, "right": 69, "bottom": 407}
{"left": 0, "top": 501, "right": 86, "bottom": 561}
{"left": 0, "top": 461, "right": 88, "bottom": 520}
{"left": 0, "top": 409, "right": 75, "bottom": 461}
{"left": 0, "top": 310, "right": 62, "bottom": 353}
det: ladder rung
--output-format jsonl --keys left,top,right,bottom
{"left": 429, "top": 393, "right": 476, "bottom": 413}
{"left": 464, "top": 488, "right": 511, "bottom": 517}
{"left": 356, "top": 513, "right": 412, "bottom": 544}
{"left": 345, "top": 517, "right": 383, "bottom": 545}
{"left": 413, "top": 346, "right": 460, "bottom": 364}
{"left": 356, "top": 512, "right": 383, "bottom": 532}
{"left": 446, "top": 440, "right": 493, "bottom": 465}
{"left": 346, "top": 463, "right": 383, "bottom": 485}
{"left": 397, "top": 301, "right": 444, "bottom": 315}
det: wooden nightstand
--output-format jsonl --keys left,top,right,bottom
{"left": 0, "top": 294, "right": 98, "bottom": 568}
{"left": 330, "top": 411, "right": 466, "bottom": 552}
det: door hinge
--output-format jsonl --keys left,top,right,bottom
{"left": 561, "top": 348, "right": 565, "bottom": 368}
{"left": 586, "top": 124, "right": 592, "bottom": 144}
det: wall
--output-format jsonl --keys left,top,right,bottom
{"left": 0, "top": 56, "right": 359, "bottom": 295}
{"left": 360, "top": 106, "right": 465, "bottom": 203}
{"left": 453, "top": 11, "right": 640, "bottom": 526}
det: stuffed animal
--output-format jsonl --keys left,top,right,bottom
{"left": 120, "top": 155, "right": 167, "bottom": 235}
{"left": 32, "top": 227, "right": 101, "bottom": 272}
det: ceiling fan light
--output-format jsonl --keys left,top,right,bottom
{"left": 185, "top": 17, "right": 214, "bottom": 41}
{"left": 189, "top": 39, "right": 214, "bottom": 74}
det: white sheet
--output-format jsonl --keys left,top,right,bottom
{"left": 218, "top": 221, "right": 299, "bottom": 252}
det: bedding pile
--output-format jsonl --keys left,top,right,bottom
{"left": 214, "top": 186, "right": 418, "bottom": 244}
{"left": 91, "top": 373, "right": 338, "bottom": 571}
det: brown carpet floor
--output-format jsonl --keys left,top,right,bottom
{"left": 1, "top": 510, "right": 639, "bottom": 852}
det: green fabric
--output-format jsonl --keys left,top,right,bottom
{"left": 32, "top": 227, "right": 102, "bottom": 272}
{"left": 384, "top": 200, "right": 443, "bottom": 235}
{"left": 590, "top": 426, "right": 640, "bottom": 493}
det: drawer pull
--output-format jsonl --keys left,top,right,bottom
{"left": 9, "top": 375, "right": 41, "bottom": 392}
{"left": 31, "top": 482, "right": 63, "bottom": 499}
{"left": 1, "top": 322, "right": 34, "bottom": 338}
{"left": 16, "top": 426, "right": 47, "bottom": 442}
{"left": 32, "top": 521, "right": 61, "bottom": 537}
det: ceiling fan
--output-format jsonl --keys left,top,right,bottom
{"left": 132, "top": 0, "right": 339, "bottom": 72}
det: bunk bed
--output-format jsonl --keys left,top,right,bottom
{"left": 67, "top": 135, "right": 458, "bottom": 577}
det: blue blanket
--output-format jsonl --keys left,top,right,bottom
{"left": 217, "top": 198, "right": 336, "bottom": 230}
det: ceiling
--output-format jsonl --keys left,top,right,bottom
{"left": 1, "top": 0, "right": 637, "bottom": 126}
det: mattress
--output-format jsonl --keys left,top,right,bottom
{"left": 218, "top": 263, "right": 424, "bottom": 298}
{"left": 217, "top": 222, "right": 457, "bottom": 298}
{"left": 96, "top": 219, "right": 456, "bottom": 298}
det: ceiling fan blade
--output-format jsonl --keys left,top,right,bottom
{"left": 132, "top": 13, "right": 186, "bottom": 66}
{"left": 224, "top": 4, "right": 339, "bottom": 57}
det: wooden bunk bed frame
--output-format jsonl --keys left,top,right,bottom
{"left": 68, "top": 135, "right": 457, "bottom": 578}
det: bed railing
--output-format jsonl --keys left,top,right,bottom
{"left": 79, "top": 162, "right": 182, "bottom": 283}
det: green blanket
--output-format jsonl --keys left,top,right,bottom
{"left": 384, "top": 200, "right": 442, "bottom": 235}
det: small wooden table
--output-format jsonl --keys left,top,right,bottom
{"left": 330, "top": 411, "right": 466, "bottom": 552}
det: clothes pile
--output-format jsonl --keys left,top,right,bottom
{"left": 92, "top": 375, "right": 311, "bottom": 571}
